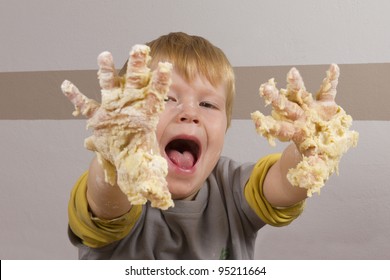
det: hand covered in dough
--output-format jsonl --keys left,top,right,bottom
{"left": 61, "top": 45, "right": 174, "bottom": 209}
{"left": 251, "top": 64, "right": 358, "bottom": 196}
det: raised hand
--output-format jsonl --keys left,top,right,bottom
{"left": 251, "top": 64, "right": 359, "bottom": 196}
{"left": 61, "top": 45, "right": 174, "bottom": 209}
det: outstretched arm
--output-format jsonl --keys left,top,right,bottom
{"left": 86, "top": 156, "right": 131, "bottom": 219}
{"left": 263, "top": 143, "right": 306, "bottom": 207}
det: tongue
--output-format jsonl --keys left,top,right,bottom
{"left": 167, "top": 150, "right": 195, "bottom": 169}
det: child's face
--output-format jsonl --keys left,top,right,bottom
{"left": 156, "top": 70, "right": 228, "bottom": 200}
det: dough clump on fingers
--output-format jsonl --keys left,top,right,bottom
{"left": 62, "top": 45, "right": 174, "bottom": 210}
{"left": 251, "top": 64, "right": 359, "bottom": 196}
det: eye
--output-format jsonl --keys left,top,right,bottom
{"left": 199, "top": 101, "right": 218, "bottom": 109}
{"left": 164, "top": 96, "right": 177, "bottom": 102}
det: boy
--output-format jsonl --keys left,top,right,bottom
{"left": 63, "top": 32, "right": 351, "bottom": 259}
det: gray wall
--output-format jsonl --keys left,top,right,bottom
{"left": 1, "top": 0, "right": 389, "bottom": 259}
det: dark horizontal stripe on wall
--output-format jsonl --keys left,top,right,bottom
{"left": 233, "top": 63, "right": 390, "bottom": 121}
{"left": 0, "top": 70, "right": 101, "bottom": 120}
{"left": 0, "top": 63, "right": 389, "bottom": 120}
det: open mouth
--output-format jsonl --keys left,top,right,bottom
{"left": 165, "top": 138, "right": 200, "bottom": 170}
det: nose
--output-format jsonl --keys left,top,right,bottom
{"left": 177, "top": 103, "right": 199, "bottom": 124}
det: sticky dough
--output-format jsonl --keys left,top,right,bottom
{"left": 63, "top": 45, "right": 174, "bottom": 210}
{"left": 251, "top": 65, "right": 359, "bottom": 196}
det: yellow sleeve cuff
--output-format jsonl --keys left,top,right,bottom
{"left": 244, "top": 154, "right": 305, "bottom": 227}
{"left": 68, "top": 171, "right": 142, "bottom": 248}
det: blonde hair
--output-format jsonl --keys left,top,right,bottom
{"left": 121, "top": 32, "right": 235, "bottom": 128}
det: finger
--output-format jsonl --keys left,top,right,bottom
{"left": 144, "top": 62, "right": 173, "bottom": 114}
{"left": 97, "top": 51, "right": 119, "bottom": 90}
{"left": 316, "top": 64, "right": 339, "bottom": 103}
{"left": 251, "top": 111, "right": 297, "bottom": 146}
{"left": 285, "top": 67, "right": 314, "bottom": 106}
{"left": 149, "top": 62, "right": 173, "bottom": 98}
{"left": 61, "top": 80, "right": 100, "bottom": 117}
{"left": 314, "top": 64, "right": 340, "bottom": 119}
{"left": 125, "top": 44, "right": 152, "bottom": 89}
{"left": 259, "top": 79, "right": 304, "bottom": 121}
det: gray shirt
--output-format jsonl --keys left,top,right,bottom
{"left": 69, "top": 157, "right": 267, "bottom": 259}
